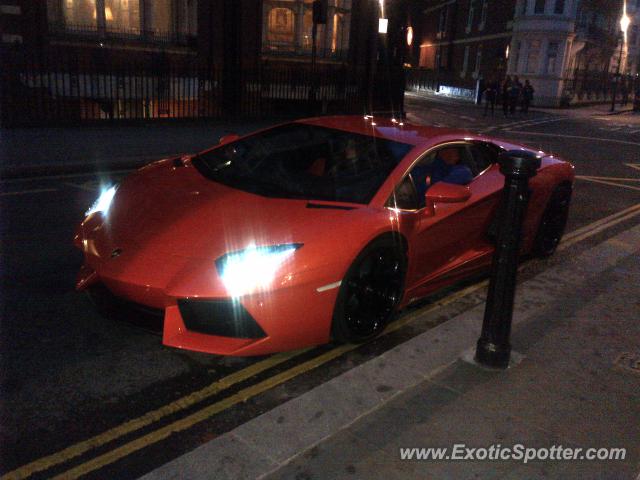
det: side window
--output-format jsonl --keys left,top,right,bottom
{"left": 386, "top": 174, "right": 419, "bottom": 210}
{"left": 467, "top": 143, "right": 501, "bottom": 173}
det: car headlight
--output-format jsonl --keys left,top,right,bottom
{"left": 86, "top": 184, "right": 118, "bottom": 217}
{"left": 216, "top": 244, "right": 303, "bottom": 297}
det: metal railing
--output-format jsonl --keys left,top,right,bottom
{"left": 48, "top": 22, "right": 196, "bottom": 47}
{"left": 0, "top": 47, "right": 369, "bottom": 127}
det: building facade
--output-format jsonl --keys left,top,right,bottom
{"left": 0, "top": 0, "right": 408, "bottom": 126}
{"left": 406, "top": 0, "right": 634, "bottom": 106}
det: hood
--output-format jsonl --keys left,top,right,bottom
{"left": 95, "top": 159, "right": 364, "bottom": 262}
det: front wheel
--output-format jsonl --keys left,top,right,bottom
{"left": 331, "top": 236, "right": 407, "bottom": 344}
{"left": 532, "top": 184, "right": 572, "bottom": 257}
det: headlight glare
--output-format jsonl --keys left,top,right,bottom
{"left": 216, "top": 244, "right": 302, "bottom": 297}
{"left": 86, "top": 185, "right": 118, "bottom": 217}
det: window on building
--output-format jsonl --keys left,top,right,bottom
{"left": 631, "top": 25, "right": 638, "bottom": 46}
{"left": 534, "top": 0, "right": 545, "bottom": 14}
{"left": 146, "top": 0, "right": 172, "bottom": 39}
{"left": 521, "top": 0, "right": 528, "bottom": 15}
{"left": 263, "top": 0, "right": 351, "bottom": 59}
{"left": 526, "top": 39, "right": 541, "bottom": 73}
{"left": 461, "top": 45, "right": 470, "bottom": 77}
{"left": 466, "top": 1, "right": 475, "bottom": 33}
{"left": 479, "top": 0, "right": 488, "bottom": 30}
{"left": 438, "top": 7, "right": 448, "bottom": 37}
{"left": 62, "top": 0, "right": 97, "bottom": 30}
{"left": 267, "top": 7, "right": 296, "bottom": 44}
{"left": 554, "top": 0, "right": 564, "bottom": 14}
{"left": 47, "top": 0, "right": 196, "bottom": 42}
{"left": 474, "top": 44, "right": 483, "bottom": 77}
{"left": 512, "top": 40, "right": 521, "bottom": 72}
{"left": 105, "top": 0, "right": 140, "bottom": 34}
{"left": 545, "top": 41, "right": 558, "bottom": 73}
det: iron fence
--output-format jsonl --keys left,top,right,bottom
{"left": 0, "top": 48, "right": 368, "bottom": 127}
{"left": 562, "top": 69, "right": 639, "bottom": 105}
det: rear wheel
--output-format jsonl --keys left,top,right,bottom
{"left": 331, "top": 236, "right": 407, "bottom": 343}
{"left": 533, "top": 184, "right": 572, "bottom": 257}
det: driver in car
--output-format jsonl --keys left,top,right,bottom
{"left": 412, "top": 147, "right": 473, "bottom": 200}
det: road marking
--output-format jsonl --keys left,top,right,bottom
{"left": 49, "top": 281, "right": 488, "bottom": 480}
{"left": 559, "top": 203, "right": 640, "bottom": 249}
{"left": 502, "top": 130, "right": 640, "bottom": 146}
{"left": 577, "top": 175, "right": 640, "bottom": 182}
{"left": 0, "top": 188, "right": 57, "bottom": 196}
{"left": 479, "top": 116, "right": 563, "bottom": 133}
{"left": 576, "top": 176, "right": 640, "bottom": 192}
{"left": 0, "top": 349, "right": 310, "bottom": 480}
{"left": 6, "top": 202, "right": 640, "bottom": 480}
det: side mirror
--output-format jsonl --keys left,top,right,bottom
{"left": 219, "top": 133, "right": 240, "bottom": 145}
{"left": 425, "top": 182, "right": 471, "bottom": 216}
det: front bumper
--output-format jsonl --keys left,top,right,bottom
{"left": 77, "top": 263, "right": 341, "bottom": 356}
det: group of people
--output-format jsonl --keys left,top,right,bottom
{"left": 482, "top": 75, "right": 534, "bottom": 117}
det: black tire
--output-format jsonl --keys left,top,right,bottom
{"left": 532, "top": 184, "right": 572, "bottom": 257}
{"left": 331, "top": 236, "right": 407, "bottom": 344}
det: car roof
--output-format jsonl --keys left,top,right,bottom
{"left": 296, "top": 115, "right": 472, "bottom": 148}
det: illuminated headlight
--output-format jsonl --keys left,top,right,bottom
{"left": 85, "top": 185, "right": 118, "bottom": 217}
{"left": 216, "top": 244, "right": 302, "bottom": 297}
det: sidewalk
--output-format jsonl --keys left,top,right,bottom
{"left": 408, "top": 89, "right": 635, "bottom": 118}
{"left": 141, "top": 224, "right": 640, "bottom": 480}
{"left": 0, "top": 119, "right": 278, "bottom": 179}
{"left": 533, "top": 102, "right": 635, "bottom": 118}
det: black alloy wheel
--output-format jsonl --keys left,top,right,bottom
{"left": 533, "top": 184, "right": 572, "bottom": 257}
{"left": 332, "top": 236, "right": 407, "bottom": 343}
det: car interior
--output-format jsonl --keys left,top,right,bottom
{"left": 387, "top": 142, "right": 500, "bottom": 210}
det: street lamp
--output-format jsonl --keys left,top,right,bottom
{"left": 611, "top": 1, "right": 631, "bottom": 112}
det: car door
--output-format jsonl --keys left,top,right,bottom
{"left": 398, "top": 141, "right": 503, "bottom": 300}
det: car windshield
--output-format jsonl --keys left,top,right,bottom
{"left": 192, "top": 123, "right": 413, "bottom": 204}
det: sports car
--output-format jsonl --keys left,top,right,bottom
{"left": 75, "top": 115, "right": 574, "bottom": 356}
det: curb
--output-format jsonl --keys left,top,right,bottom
{"left": 139, "top": 225, "right": 640, "bottom": 480}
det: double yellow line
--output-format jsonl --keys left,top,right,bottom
{"left": 4, "top": 202, "right": 640, "bottom": 480}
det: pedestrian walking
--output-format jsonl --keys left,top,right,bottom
{"left": 509, "top": 76, "right": 522, "bottom": 115}
{"left": 483, "top": 78, "right": 498, "bottom": 116}
{"left": 521, "top": 80, "right": 534, "bottom": 114}
{"left": 502, "top": 76, "right": 512, "bottom": 116}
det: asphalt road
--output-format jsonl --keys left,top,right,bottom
{"left": 1, "top": 97, "right": 639, "bottom": 479}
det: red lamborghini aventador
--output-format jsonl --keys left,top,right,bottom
{"left": 75, "top": 116, "right": 574, "bottom": 356}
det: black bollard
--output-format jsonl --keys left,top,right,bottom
{"left": 475, "top": 150, "right": 541, "bottom": 369}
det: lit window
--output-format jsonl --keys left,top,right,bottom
{"left": 49, "top": 0, "right": 197, "bottom": 43}
{"left": 267, "top": 7, "right": 295, "bottom": 44}
{"left": 105, "top": 0, "right": 140, "bottom": 34}
{"left": 63, "top": 0, "right": 97, "bottom": 30}
{"left": 147, "top": 0, "right": 172, "bottom": 37}
{"left": 263, "top": 0, "right": 351, "bottom": 59}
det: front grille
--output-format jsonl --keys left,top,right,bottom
{"left": 86, "top": 284, "right": 164, "bottom": 334}
{"left": 178, "top": 299, "right": 267, "bottom": 339}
